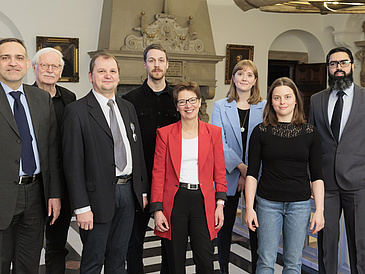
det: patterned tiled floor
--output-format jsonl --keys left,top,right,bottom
{"left": 36, "top": 217, "right": 318, "bottom": 274}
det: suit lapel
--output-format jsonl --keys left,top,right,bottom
{"left": 169, "top": 121, "right": 182, "bottom": 180}
{"left": 343, "top": 85, "right": 363, "bottom": 134}
{"left": 321, "top": 88, "right": 332, "bottom": 136}
{"left": 23, "top": 85, "right": 40, "bottom": 139}
{"left": 58, "top": 86, "right": 74, "bottom": 106}
{"left": 0, "top": 84, "right": 19, "bottom": 136}
{"left": 116, "top": 97, "right": 133, "bottom": 144}
{"left": 87, "top": 91, "right": 112, "bottom": 138}
{"left": 224, "top": 100, "right": 242, "bottom": 151}
{"left": 198, "top": 120, "right": 210, "bottom": 176}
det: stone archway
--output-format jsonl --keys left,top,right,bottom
{"left": 269, "top": 29, "right": 325, "bottom": 63}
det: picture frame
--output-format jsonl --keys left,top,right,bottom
{"left": 36, "top": 36, "right": 79, "bottom": 82}
{"left": 225, "top": 44, "right": 254, "bottom": 84}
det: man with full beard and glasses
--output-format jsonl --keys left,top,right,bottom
{"left": 309, "top": 47, "right": 365, "bottom": 274}
{"left": 123, "top": 44, "right": 179, "bottom": 274}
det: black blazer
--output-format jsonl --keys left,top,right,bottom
{"left": 62, "top": 91, "right": 148, "bottom": 223}
{"left": 33, "top": 82, "right": 76, "bottom": 106}
{"left": 309, "top": 84, "right": 365, "bottom": 191}
{"left": 0, "top": 84, "right": 62, "bottom": 229}
{"left": 57, "top": 85, "right": 76, "bottom": 106}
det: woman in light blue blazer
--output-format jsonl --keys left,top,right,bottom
{"left": 212, "top": 60, "right": 266, "bottom": 274}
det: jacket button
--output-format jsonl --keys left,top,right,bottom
{"left": 13, "top": 181, "right": 18, "bottom": 185}
{"left": 14, "top": 160, "right": 19, "bottom": 164}
{"left": 17, "top": 139, "right": 21, "bottom": 144}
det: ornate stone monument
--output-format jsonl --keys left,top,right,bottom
{"left": 89, "top": 0, "right": 224, "bottom": 122}
{"left": 355, "top": 21, "right": 365, "bottom": 87}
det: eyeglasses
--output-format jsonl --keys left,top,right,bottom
{"left": 328, "top": 60, "right": 352, "bottom": 69}
{"left": 38, "top": 63, "right": 62, "bottom": 71}
{"left": 176, "top": 97, "right": 199, "bottom": 106}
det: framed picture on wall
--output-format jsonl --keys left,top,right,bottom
{"left": 36, "top": 36, "right": 79, "bottom": 82}
{"left": 225, "top": 44, "right": 254, "bottom": 84}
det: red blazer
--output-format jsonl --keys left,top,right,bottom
{"left": 150, "top": 120, "right": 227, "bottom": 240}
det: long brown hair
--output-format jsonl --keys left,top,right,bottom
{"left": 227, "top": 60, "right": 263, "bottom": 105}
{"left": 263, "top": 77, "right": 305, "bottom": 126}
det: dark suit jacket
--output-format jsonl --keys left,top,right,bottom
{"left": 32, "top": 82, "right": 76, "bottom": 125}
{"left": 33, "top": 82, "right": 76, "bottom": 197}
{"left": 0, "top": 84, "right": 62, "bottom": 229}
{"left": 57, "top": 85, "right": 76, "bottom": 106}
{"left": 309, "top": 84, "right": 365, "bottom": 191}
{"left": 62, "top": 91, "right": 148, "bottom": 223}
{"left": 33, "top": 82, "right": 76, "bottom": 104}
{"left": 150, "top": 120, "right": 227, "bottom": 240}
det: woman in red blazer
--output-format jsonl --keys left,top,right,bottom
{"left": 150, "top": 81, "right": 227, "bottom": 274}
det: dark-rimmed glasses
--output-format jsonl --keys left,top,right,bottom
{"left": 176, "top": 97, "right": 199, "bottom": 106}
{"left": 328, "top": 60, "right": 352, "bottom": 69}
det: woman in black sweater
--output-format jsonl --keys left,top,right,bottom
{"left": 245, "top": 77, "right": 325, "bottom": 273}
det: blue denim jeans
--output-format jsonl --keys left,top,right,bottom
{"left": 256, "top": 196, "right": 311, "bottom": 274}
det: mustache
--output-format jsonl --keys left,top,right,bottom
{"left": 42, "top": 72, "right": 56, "bottom": 78}
{"left": 334, "top": 69, "right": 345, "bottom": 75}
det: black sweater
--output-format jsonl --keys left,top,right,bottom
{"left": 247, "top": 123, "right": 323, "bottom": 202}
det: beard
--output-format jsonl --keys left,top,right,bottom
{"left": 148, "top": 69, "right": 165, "bottom": 81}
{"left": 328, "top": 68, "right": 353, "bottom": 91}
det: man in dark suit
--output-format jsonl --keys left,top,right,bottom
{"left": 32, "top": 47, "right": 76, "bottom": 274}
{"left": 62, "top": 52, "right": 148, "bottom": 274}
{"left": 309, "top": 47, "right": 365, "bottom": 274}
{"left": 123, "top": 44, "right": 179, "bottom": 274}
{"left": 0, "top": 38, "right": 62, "bottom": 273}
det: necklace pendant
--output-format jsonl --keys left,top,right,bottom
{"left": 241, "top": 127, "right": 245, "bottom": 133}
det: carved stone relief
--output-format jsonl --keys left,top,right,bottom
{"left": 122, "top": 12, "right": 204, "bottom": 54}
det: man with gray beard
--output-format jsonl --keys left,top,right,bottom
{"left": 309, "top": 47, "right": 365, "bottom": 274}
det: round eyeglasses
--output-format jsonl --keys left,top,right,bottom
{"left": 328, "top": 60, "right": 352, "bottom": 69}
{"left": 38, "top": 63, "right": 62, "bottom": 71}
{"left": 176, "top": 97, "right": 199, "bottom": 106}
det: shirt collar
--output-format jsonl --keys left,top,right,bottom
{"left": 331, "top": 83, "right": 354, "bottom": 98}
{"left": 1, "top": 81, "right": 24, "bottom": 95}
{"left": 33, "top": 81, "right": 61, "bottom": 97}
{"left": 92, "top": 89, "right": 116, "bottom": 106}
{"left": 142, "top": 79, "right": 169, "bottom": 96}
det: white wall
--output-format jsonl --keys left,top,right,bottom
{"left": 1, "top": 0, "right": 364, "bottom": 118}
{"left": 206, "top": 0, "right": 365, "bottom": 117}
{"left": 0, "top": 0, "right": 103, "bottom": 98}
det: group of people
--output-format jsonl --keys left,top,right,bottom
{"left": 0, "top": 36, "right": 364, "bottom": 274}
{"left": 212, "top": 47, "right": 365, "bottom": 274}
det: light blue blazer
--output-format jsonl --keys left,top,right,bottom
{"left": 212, "top": 98, "right": 266, "bottom": 196}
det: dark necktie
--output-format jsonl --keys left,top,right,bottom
{"left": 10, "top": 91, "right": 36, "bottom": 176}
{"left": 107, "top": 99, "right": 127, "bottom": 171}
{"left": 331, "top": 91, "right": 345, "bottom": 142}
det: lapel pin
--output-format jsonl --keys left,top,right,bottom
{"left": 130, "top": 122, "right": 137, "bottom": 142}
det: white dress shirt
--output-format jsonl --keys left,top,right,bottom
{"left": 327, "top": 83, "right": 354, "bottom": 141}
{"left": 1, "top": 81, "right": 41, "bottom": 176}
